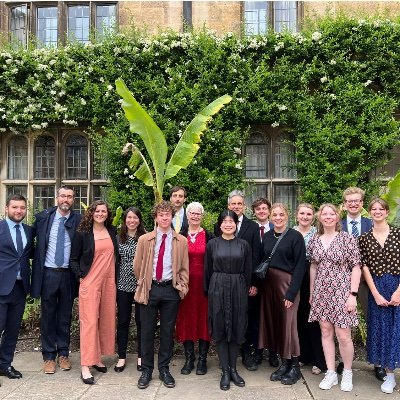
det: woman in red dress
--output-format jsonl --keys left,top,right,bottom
{"left": 175, "top": 202, "right": 214, "bottom": 375}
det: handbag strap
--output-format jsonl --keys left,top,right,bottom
{"left": 268, "top": 228, "right": 289, "bottom": 261}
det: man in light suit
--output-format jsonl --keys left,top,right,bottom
{"left": 0, "top": 194, "right": 34, "bottom": 379}
{"left": 340, "top": 187, "right": 385, "bottom": 381}
{"left": 214, "top": 190, "right": 263, "bottom": 371}
{"left": 31, "top": 186, "right": 81, "bottom": 374}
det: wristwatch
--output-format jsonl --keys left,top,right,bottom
{"left": 350, "top": 291, "right": 358, "bottom": 297}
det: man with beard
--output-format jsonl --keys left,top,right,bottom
{"left": 0, "top": 194, "right": 34, "bottom": 379}
{"left": 31, "top": 186, "right": 81, "bottom": 374}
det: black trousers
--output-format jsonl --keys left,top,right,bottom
{"left": 140, "top": 284, "right": 180, "bottom": 373}
{"left": 41, "top": 268, "right": 74, "bottom": 360}
{"left": 216, "top": 340, "right": 240, "bottom": 369}
{"left": 242, "top": 294, "right": 261, "bottom": 352}
{"left": 0, "top": 281, "right": 26, "bottom": 369}
{"left": 116, "top": 289, "right": 142, "bottom": 359}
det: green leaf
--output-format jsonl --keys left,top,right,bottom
{"left": 382, "top": 169, "right": 400, "bottom": 225}
{"left": 164, "top": 94, "right": 232, "bottom": 180}
{"left": 127, "top": 146, "right": 154, "bottom": 187}
{"left": 112, "top": 206, "right": 123, "bottom": 227}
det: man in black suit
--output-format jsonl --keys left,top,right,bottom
{"left": 215, "top": 190, "right": 263, "bottom": 371}
{"left": 170, "top": 186, "right": 188, "bottom": 234}
{"left": 0, "top": 194, "right": 34, "bottom": 379}
{"left": 31, "top": 186, "right": 81, "bottom": 374}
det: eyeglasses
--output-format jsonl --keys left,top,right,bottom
{"left": 58, "top": 194, "right": 74, "bottom": 200}
{"left": 345, "top": 200, "right": 362, "bottom": 205}
{"left": 188, "top": 212, "right": 203, "bottom": 217}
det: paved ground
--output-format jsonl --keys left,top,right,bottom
{"left": 0, "top": 352, "right": 399, "bottom": 399}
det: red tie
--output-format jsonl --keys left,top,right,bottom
{"left": 156, "top": 234, "right": 167, "bottom": 281}
{"left": 260, "top": 226, "right": 265, "bottom": 240}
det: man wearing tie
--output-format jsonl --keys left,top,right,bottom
{"left": 340, "top": 187, "right": 385, "bottom": 380}
{"left": 170, "top": 186, "right": 188, "bottom": 234}
{"left": 134, "top": 201, "right": 189, "bottom": 389}
{"left": 0, "top": 194, "right": 34, "bottom": 379}
{"left": 31, "top": 186, "right": 81, "bottom": 374}
{"left": 252, "top": 198, "right": 274, "bottom": 242}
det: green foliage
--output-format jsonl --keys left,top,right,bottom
{"left": 382, "top": 170, "right": 400, "bottom": 225}
{"left": 1, "top": 17, "right": 400, "bottom": 222}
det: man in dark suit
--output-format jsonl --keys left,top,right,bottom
{"left": 31, "top": 186, "right": 81, "bottom": 374}
{"left": 0, "top": 194, "right": 34, "bottom": 379}
{"left": 170, "top": 186, "right": 188, "bottom": 234}
{"left": 214, "top": 190, "right": 263, "bottom": 371}
{"left": 340, "top": 187, "right": 385, "bottom": 381}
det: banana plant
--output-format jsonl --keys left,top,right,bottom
{"left": 116, "top": 78, "right": 232, "bottom": 203}
{"left": 382, "top": 169, "right": 400, "bottom": 226}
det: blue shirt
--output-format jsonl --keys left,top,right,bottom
{"left": 45, "top": 211, "right": 71, "bottom": 268}
{"left": 6, "top": 217, "right": 27, "bottom": 279}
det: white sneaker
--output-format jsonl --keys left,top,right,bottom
{"left": 340, "top": 369, "right": 353, "bottom": 392}
{"left": 319, "top": 371, "right": 338, "bottom": 390}
{"left": 381, "top": 376, "right": 396, "bottom": 394}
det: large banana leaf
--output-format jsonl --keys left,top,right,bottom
{"left": 128, "top": 146, "right": 154, "bottom": 187}
{"left": 164, "top": 94, "right": 232, "bottom": 180}
{"left": 382, "top": 169, "right": 400, "bottom": 225}
{"left": 116, "top": 78, "right": 167, "bottom": 196}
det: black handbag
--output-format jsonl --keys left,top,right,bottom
{"left": 254, "top": 228, "right": 288, "bottom": 279}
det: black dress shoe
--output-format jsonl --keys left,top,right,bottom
{"left": 0, "top": 366, "right": 22, "bottom": 379}
{"left": 242, "top": 352, "right": 257, "bottom": 371}
{"left": 81, "top": 373, "right": 94, "bottom": 385}
{"left": 374, "top": 366, "right": 386, "bottom": 381}
{"left": 159, "top": 368, "right": 175, "bottom": 388}
{"left": 114, "top": 364, "right": 125, "bottom": 373}
{"left": 220, "top": 368, "right": 230, "bottom": 390}
{"left": 269, "top": 352, "right": 279, "bottom": 368}
{"left": 137, "top": 371, "right": 152, "bottom": 389}
{"left": 91, "top": 365, "right": 107, "bottom": 373}
{"left": 336, "top": 362, "right": 344, "bottom": 375}
{"left": 230, "top": 368, "right": 245, "bottom": 387}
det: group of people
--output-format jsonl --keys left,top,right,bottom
{"left": 0, "top": 185, "right": 399, "bottom": 395}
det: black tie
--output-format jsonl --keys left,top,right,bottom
{"left": 15, "top": 224, "right": 23, "bottom": 256}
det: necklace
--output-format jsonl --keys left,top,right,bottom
{"left": 273, "top": 230, "right": 283, "bottom": 239}
{"left": 188, "top": 230, "right": 201, "bottom": 243}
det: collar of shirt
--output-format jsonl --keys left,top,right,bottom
{"left": 347, "top": 215, "right": 361, "bottom": 225}
{"left": 5, "top": 217, "right": 21, "bottom": 230}
{"left": 56, "top": 210, "right": 70, "bottom": 221}
{"left": 156, "top": 228, "right": 173, "bottom": 238}
{"left": 257, "top": 222, "right": 270, "bottom": 229}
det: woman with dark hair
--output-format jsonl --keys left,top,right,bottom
{"left": 70, "top": 201, "right": 119, "bottom": 385}
{"left": 114, "top": 207, "right": 146, "bottom": 373}
{"left": 359, "top": 198, "right": 400, "bottom": 394}
{"left": 204, "top": 210, "right": 252, "bottom": 391}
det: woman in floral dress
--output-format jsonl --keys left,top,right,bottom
{"left": 308, "top": 203, "right": 361, "bottom": 393}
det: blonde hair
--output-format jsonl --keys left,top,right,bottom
{"left": 296, "top": 203, "right": 315, "bottom": 224}
{"left": 343, "top": 187, "right": 365, "bottom": 202}
{"left": 270, "top": 203, "right": 289, "bottom": 219}
{"left": 316, "top": 203, "right": 342, "bottom": 234}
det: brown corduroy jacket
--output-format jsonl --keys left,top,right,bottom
{"left": 133, "top": 229, "right": 189, "bottom": 305}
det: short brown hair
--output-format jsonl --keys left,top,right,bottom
{"left": 343, "top": 187, "right": 365, "bottom": 202}
{"left": 368, "top": 197, "right": 389, "bottom": 212}
{"left": 6, "top": 194, "right": 26, "bottom": 206}
{"left": 251, "top": 197, "right": 271, "bottom": 212}
{"left": 152, "top": 200, "right": 176, "bottom": 219}
{"left": 169, "top": 186, "right": 187, "bottom": 198}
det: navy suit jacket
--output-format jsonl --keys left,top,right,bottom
{"left": 171, "top": 208, "right": 188, "bottom": 234}
{"left": 341, "top": 216, "right": 373, "bottom": 235}
{"left": 0, "top": 219, "right": 34, "bottom": 296}
{"left": 31, "top": 207, "right": 81, "bottom": 299}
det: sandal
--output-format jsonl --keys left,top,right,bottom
{"left": 312, "top": 366, "right": 322, "bottom": 375}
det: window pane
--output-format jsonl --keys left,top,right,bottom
{"left": 68, "top": 5, "right": 90, "bottom": 43}
{"left": 10, "top": 5, "right": 28, "bottom": 47}
{"left": 7, "top": 185, "right": 28, "bottom": 199}
{"left": 71, "top": 185, "right": 87, "bottom": 214}
{"left": 92, "top": 185, "right": 109, "bottom": 202}
{"left": 66, "top": 135, "right": 88, "bottom": 179}
{"left": 96, "top": 4, "right": 116, "bottom": 38}
{"left": 244, "top": 1, "right": 268, "bottom": 35}
{"left": 245, "top": 184, "right": 270, "bottom": 214}
{"left": 274, "top": 184, "right": 298, "bottom": 223}
{"left": 34, "top": 135, "right": 55, "bottom": 179}
{"left": 245, "top": 134, "right": 268, "bottom": 178}
{"left": 8, "top": 136, "right": 28, "bottom": 179}
{"left": 34, "top": 186, "right": 55, "bottom": 211}
{"left": 93, "top": 152, "right": 108, "bottom": 179}
{"left": 274, "top": 1, "right": 297, "bottom": 32}
{"left": 37, "top": 6, "right": 58, "bottom": 48}
{"left": 274, "top": 136, "right": 296, "bottom": 178}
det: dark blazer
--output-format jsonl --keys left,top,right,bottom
{"left": 70, "top": 226, "right": 119, "bottom": 280}
{"left": 172, "top": 208, "right": 189, "bottom": 234}
{"left": 341, "top": 216, "right": 373, "bottom": 235}
{"left": 0, "top": 219, "right": 34, "bottom": 296}
{"left": 31, "top": 207, "right": 81, "bottom": 299}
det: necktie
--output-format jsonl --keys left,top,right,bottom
{"left": 156, "top": 234, "right": 167, "bottom": 281}
{"left": 15, "top": 224, "right": 23, "bottom": 256}
{"left": 54, "top": 217, "right": 67, "bottom": 267}
{"left": 175, "top": 213, "right": 181, "bottom": 233}
{"left": 260, "top": 225, "right": 265, "bottom": 241}
{"left": 350, "top": 220, "right": 359, "bottom": 238}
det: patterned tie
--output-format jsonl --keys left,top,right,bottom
{"left": 350, "top": 220, "right": 359, "bottom": 238}
{"left": 15, "top": 224, "right": 23, "bottom": 256}
{"left": 54, "top": 217, "right": 67, "bottom": 267}
{"left": 260, "top": 225, "right": 265, "bottom": 241}
{"left": 175, "top": 213, "right": 181, "bottom": 233}
{"left": 156, "top": 234, "right": 167, "bottom": 281}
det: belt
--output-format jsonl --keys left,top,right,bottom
{"left": 45, "top": 267, "right": 69, "bottom": 272}
{"left": 152, "top": 279, "right": 173, "bottom": 287}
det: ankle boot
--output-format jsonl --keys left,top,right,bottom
{"left": 220, "top": 367, "right": 230, "bottom": 390}
{"left": 281, "top": 357, "right": 301, "bottom": 385}
{"left": 230, "top": 367, "right": 245, "bottom": 387}
{"left": 270, "top": 358, "right": 291, "bottom": 381}
{"left": 196, "top": 340, "right": 209, "bottom": 375}
{"left": 181, "top": 340, "right": 195, "bottom": 375}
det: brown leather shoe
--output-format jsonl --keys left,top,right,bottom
{"left": 43, "top": 360, "right": 56, "bottom": 374}
{"left": 58, "top": 356, "right": 71, "bottom": 371}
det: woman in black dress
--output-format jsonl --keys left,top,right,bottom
{"left": 204, "top": 210, "right": 252, "bottom": 391}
